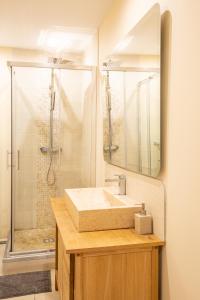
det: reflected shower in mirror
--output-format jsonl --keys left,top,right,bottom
{"left": 101, "top": 4, "right": 161, "bottom": 177}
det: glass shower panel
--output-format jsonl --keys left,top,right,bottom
{"left": 12, "top": 67, "right": 56, "bottom": 252}
{"left": 109, "top": 71, "right": 126, "bottom": 168}
{"left": 149, "top": 74, "right": 160, "bottom": 176}
{"left": 103, "top": 71, "right": 126, "bottom": 168}
{"left": 11, "top": 66, "right": 96, "bottom": 253}
{"left": 125, "top": 71, "right": 154, "bottom": 175}
{"left": 55, "top": 69, "right": 95, "bottom": 194}
{"left": 125, "top": 72, "right": 141, "bottom": 172}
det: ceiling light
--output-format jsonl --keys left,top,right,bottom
{"left": 38, "top": 29, "right": 93, "bottom": 53}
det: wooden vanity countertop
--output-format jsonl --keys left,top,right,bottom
{"left": 51, "top": 197, "right": 165, "bottom": 254}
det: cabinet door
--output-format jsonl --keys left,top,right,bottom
{"left": 58, "top": 231, "right": 63, "bottom": 298}
{"left": 75, "top": 249, "right": 153, "bottom": 300}
{"left": 57, "top": 230, "right": 74, "bottom": 300}
{"left": 62, "top": 250, "right": 71, "bottom": 300}
{"left": 62, "top": 264, "right": 70, "bottom": 300}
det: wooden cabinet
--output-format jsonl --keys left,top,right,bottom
{"left": 56, "top": 227, "right": 159, "bottom": 300}
{"left": 52, "top": 198, "right": 164, "bottom": 300}
{"left": 74, "top": 248, "right": 158, "bottom": 300}
{"left": 56, "top": 229, "right": 74, "bottom": 300}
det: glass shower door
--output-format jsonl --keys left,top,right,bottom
{"left": 11, "top": 67, "right": 57, "bottom": 252}
{"left": 54, "top": 68, "right": 96, "bottom": 194}
{"left": 10, "top": 65, "right": 96, "bottom": 254}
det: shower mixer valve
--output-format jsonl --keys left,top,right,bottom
{"left": 40, "top": 147, "right": 61, "bottom": 154}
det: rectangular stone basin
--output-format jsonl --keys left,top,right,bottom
{"left": 64, "top": 188, "right": 142, "bottom": 232}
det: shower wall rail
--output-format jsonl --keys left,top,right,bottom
{"left": 101, "top": 66, "right": 159, "bottom": 73}
{"left": 7, "top": 61, "right": 94, "bottom": 71}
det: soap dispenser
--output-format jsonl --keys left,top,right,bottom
{"left": 135, "top": 203, "right": 152, "bottom": 235}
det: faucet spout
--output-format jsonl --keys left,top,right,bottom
{"left": 105, "top": 174, "right": 126, "bottom": 195}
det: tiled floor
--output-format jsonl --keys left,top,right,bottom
{"left": 2, "top": 292, "right": 60, "bottom": 300}
{"left": 0, "top": 244, "right": 59, "bottom": 300}
{"left": 14, "top": 228, "right": 56, "bottom": 252}
{"left": 0, "top": 244, "right": 55, "bottom": 276}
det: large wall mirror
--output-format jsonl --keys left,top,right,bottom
{"left": 101, "top": 4, "right": 161, "bottom": 177}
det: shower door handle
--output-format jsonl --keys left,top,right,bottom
{"left": 6, "top": 150, "right": 12, "bottom": 169}
{"left": 17, "top": 150, "right": 20, "bottom": 170}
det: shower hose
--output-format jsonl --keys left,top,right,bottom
{"left": 46, "top": 151, "right": 56, "bottom": 186}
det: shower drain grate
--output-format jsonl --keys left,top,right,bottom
{"left": 43, "top": 238, "right": 55, "bottom": 244}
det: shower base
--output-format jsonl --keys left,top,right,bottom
{"left": 14, "top": 228, "right": 56, "bottom": 252}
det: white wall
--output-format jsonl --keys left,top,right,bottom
{"left": 99, "top": 0, "right": 200, "bottom": 299}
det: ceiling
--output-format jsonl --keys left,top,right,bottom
{"left": 0, "top": 0, "right": 114, "bottom": 50}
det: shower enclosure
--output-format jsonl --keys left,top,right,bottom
{"left": 6, "top": 61, "right": 96, "bottom": 259}
{"left": 103, "top": 69, "right": 160, "bottom": 177}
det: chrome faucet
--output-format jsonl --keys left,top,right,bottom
{"left": 105, "top": 174, "right": 126, "bottom": 195}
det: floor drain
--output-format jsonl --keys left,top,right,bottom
{"left": 43, "top": 238, "right": 55, "bottom": 243}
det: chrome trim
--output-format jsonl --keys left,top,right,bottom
{"left": 7, "top": 61, "right": 93, "bottom": 71}
{"left": 101, "top": 66, "right": 160, "bottom": 73}
{"left": 3, "top": 249, "right": 55, "bottom": 263}
{"left": 9, "top": 248, "right": 55, "bottom": 256}
{"left": 11, "top": 66, "right": 14, "bottom": 251}
{"left": 3, "top": 234, "right": 55, "bottom": 262}
{"left": 105, "top": 174, "right": 126, "bottom": 195}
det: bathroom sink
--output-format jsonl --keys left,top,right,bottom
{"left": 64, "top": 188, "right": 142, "bottom": 232}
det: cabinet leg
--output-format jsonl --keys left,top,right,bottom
{"left": 55, "top": 271, "right": 58, "bottom": 291}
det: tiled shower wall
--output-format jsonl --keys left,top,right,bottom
{"left": 13, "top": 68, "right": 95, "bottom": 231}
{"left": 13, "top": 68, "right": 59, "bottom": 229}
{"left": 0, "top": 47, "right": 97, "bottom": 239}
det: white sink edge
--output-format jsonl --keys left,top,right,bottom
{"left": 103, "top": 187, "right": 142, "bottom": 208}
{"left": 65, "top": 187, "right": 142, "bottom": 211}
{"left": 64, "top": 187, "right": 143, "bottom": 232}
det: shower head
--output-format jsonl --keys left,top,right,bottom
{"left": 103, "top": 59, "right": 122, "bottom": 68}
{"left": 48, "top": 57, "right": 74, "bottom": 65}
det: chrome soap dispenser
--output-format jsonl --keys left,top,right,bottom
{"left": 135, "top": 203, "right": 153, "bottom": 235}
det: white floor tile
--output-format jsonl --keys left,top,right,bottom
{"left": 6, "top": 295, "right": 34, "bottom": 300}
{"left": 1, "top": 258, "right": 55, "bottom": 276}
{"left": 35, "top": 292, "right": 59, "bottom": 300}
{"left": 51, "top": 269, "right": 56, "bottom": 291}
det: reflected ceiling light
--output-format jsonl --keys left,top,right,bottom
{"left": 38, "top": 28, "right": 93, "bottom": 52}
{"left": 114, "top": 35, "right": 134, "bottom": 53}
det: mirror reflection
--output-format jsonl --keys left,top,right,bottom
{"left": 102, "top": 4, "right": 161, "bottom": 177}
